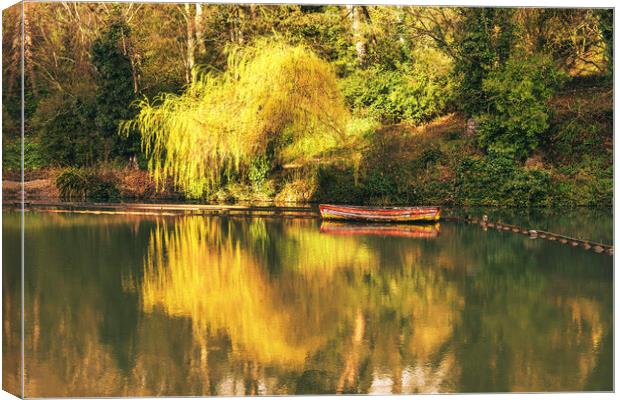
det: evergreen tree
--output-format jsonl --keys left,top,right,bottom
{"left": 595, "top": 9, "right": 613, "bottom": 77}
{"left": 91, "top": 17, "right": 139, "bottom": 161}
{"left": 453, "top": 8, "right": 514, "bottom": 117}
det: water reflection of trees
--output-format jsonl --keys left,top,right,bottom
{"left": 452, "top": 223, "right": 612, "bottom": 392}
{"left": 134, "top": 217, "right": 465, "bottom": 394}
{"left": 135, "top": 216, "right": 612, "bottom": 394}
{"left": 3, "top": 213, "right": 22, "bottom": 397}
{"left": 458, "top": 207, "right": 613, "bottom": 244}
{"left": 6, "top": 213, "right": 612, "bottom": 396}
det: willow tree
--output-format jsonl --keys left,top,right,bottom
{"left": 122, "top": 41, "right": 349, "bottom": 198}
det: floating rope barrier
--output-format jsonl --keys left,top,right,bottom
{"left": 464, "top": 215, "right": 613, "bottom": 256}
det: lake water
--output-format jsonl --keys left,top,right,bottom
{"left": 2, "top": 209, "right": 613, "bottom": 396}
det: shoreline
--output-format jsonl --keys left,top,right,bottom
{"left": 2, "top": 200, "right": 318, "bottom": 219}
{"left": 4, "top": 201, "right": 612, "bottom": 254}
{"left": 2, "top": 197, "right": 613, "bottom": 210}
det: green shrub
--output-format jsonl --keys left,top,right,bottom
{"left": 410, "top": 177, "right": 453, "bottom": 206}
{"left": 2, "top": 106, "right": 20, "bottom": 140}
{"left": 2, "top": 137, "right": 46, "bottom": 171}
{"left": 55, "top": 168, "right": 91, "bottom": 200}
{"left": 452, "top": 8, "right": 514, "bottom": 117}
{"left": 275, "top": 168, "right": 319, "bottom": 203}
{"left": 356, "top": 128, "right": 413, "bottom": 204}
{"left": 92, "top": 18, "right": 140, "bottom": 160}
{"left": 545, "top": 117, "right": 611, "bottom": 166}
{"left": 476, "top": 54, "right": 566, "bottom": 160}
{"left": 2, "top": 140, "right": 20, "bottom": 171}
{"left": 341, "top": 64, "right": 451, "bottom": 124}
{"left": 248, "top": 155, "right": 271, "bottom": 189}
{"left": 55, "top": 167, "right": 120, "bottom": 201}
{"left": 416, "top": 145, "right": 444, "bottom": 169}
{"left": 314, "top": 166, "right": 365, "bottom": 203}
{"left": 553, "top": 156, "right": 613, "bottom": 206}
{"left": 363, "top": 169, "right": 401, "bottom": 201}
{"left": 552, "top": 177, "right": 612, "bottom": 207}
{"left": 455, "top": 148, "right": 553, "bottom": 206}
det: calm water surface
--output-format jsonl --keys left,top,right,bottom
{"left": 3, "top": 209, "right": 613, "bottom": 396}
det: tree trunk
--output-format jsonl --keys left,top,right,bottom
{"left": 23, "top": 3, "right": 38, "bottom": 96}
{"left": 237, "top": 6, "right": 245, "bottom": 45}
{"left": 336, "top": 310, "right": 366, "bottom": 393}
{"left": 195, "top": 3, "right": 206, "bottom": 55}
{"left": 185, "top": 3, "right": 195, "bottom": 83}
{"left": 228, "top": 6, "right": 245, "bottom": 46}
{"left": 229, "top": 7, "right": 236, "bottom": 43}
{"left": 348, "top": 5, "right": 367, "bottom": 66}
{"left": 466, "top": 117, "right": 478, "bottom": 136}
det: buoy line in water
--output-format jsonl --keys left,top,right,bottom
{"left": 463, "top": 215, "right": 613, "bottom": 256}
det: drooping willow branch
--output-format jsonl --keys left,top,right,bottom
{"left": 120, "top": 40, "right": 350, "bottom": 198}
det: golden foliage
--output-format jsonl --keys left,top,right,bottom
{"left": 122, "top": 41, "right": 349, "bottom": 198}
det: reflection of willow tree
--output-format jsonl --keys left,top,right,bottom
{"left": 138, "top": 217, "right": 373, "bottom": 367}
{"left": 143, "top": 219, "right": 325, "bottom": 366}
{"left": 133, "top": 217, "right": 612, "bottom": 394}
{"left": 135, "top": 216, "right": 465, "bottom": 394}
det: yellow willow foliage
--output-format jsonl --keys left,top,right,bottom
{"left": 122, "top": 76, "right": 240, "bottom": 197}
{"left": 122, "top": 41, "right": 349, "bottom": 198}
{"left": 233, "top": 42, "right": 349, "bottom": 154}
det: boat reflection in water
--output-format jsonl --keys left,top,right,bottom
{"left": 320, "top": 221, "right": 440, "bottom": 238}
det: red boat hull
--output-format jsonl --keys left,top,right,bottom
{"left": 318, "top": 204, "right": 441, "bottom": 222}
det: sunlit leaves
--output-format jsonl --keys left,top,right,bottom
{"left": 122, "top": 41, "right": 349, "bottom": 198}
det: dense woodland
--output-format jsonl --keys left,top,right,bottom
{"left": 2, "top": 4, "right": 613, "bottom": 206}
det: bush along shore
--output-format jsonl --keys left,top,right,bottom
{"left": 3, "top": 6, "right": 612, "bottom": 207}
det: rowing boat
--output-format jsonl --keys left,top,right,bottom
{"left": 318, "top": 204, "right": 441, "bottom": 222}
